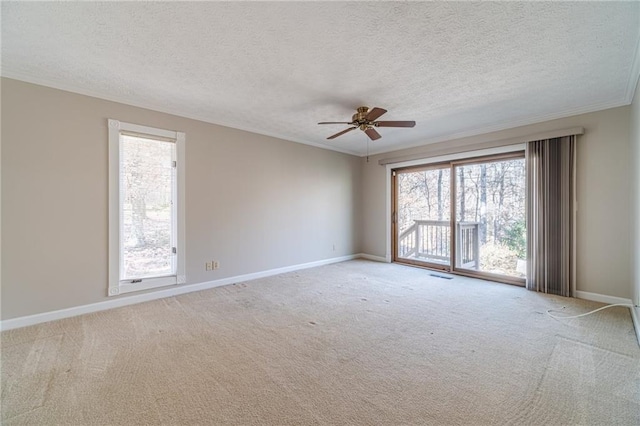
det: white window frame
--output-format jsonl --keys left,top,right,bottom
{"left": 108, "top": 119, "right": 186, "bottom": 296}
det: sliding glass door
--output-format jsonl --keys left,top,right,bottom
{"left": 453, "top": 156, "right": 526, "bottom": 282}
{"left": 393, "top": 153, "right": 526, "bottom": 284}
{"left": 394, "top": 165, "right": 451, "bottom": 270}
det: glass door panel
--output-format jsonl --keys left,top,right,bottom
{"left": 453, "top": 157, "right": 526, "bottom": 280}
{"left": 395, "top": 166, "right": 451, "bottom": 269}
{"left": 120, "top": 135, "right": 175, "bottom": 280}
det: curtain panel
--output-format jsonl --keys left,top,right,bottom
{"left": 526, "top": 136, "right": 576, "bottom": 296}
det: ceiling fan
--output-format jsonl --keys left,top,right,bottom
{"left": 318, "top": 106, "right": 416, "bottom": 140}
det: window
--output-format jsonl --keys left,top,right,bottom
{"left": 108, "top": 119, "right": 185, "bottom": 296}
{"left": 393, "top": 152, "right": 526, "bottom": 286}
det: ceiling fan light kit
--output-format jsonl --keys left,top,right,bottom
{"left": 318, "top": 106, "right": 416, "bottom": 141}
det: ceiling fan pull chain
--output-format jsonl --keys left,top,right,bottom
{"left": 366, "top": 138, "right": 370, "bottom": 163}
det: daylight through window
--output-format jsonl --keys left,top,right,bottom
{"left": 108, "top": 120, "right": 185, "bottom": 295}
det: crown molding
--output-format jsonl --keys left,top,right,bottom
{"left": 0, "top": 69, "right": 632, "bottom": 159}
{"left": 0, "top": 70, "right": 361, "bottom": 157}
{"left": 624, "top": 28, "right": 640, "bottom": 104}
{"left": 365, "top": 98, "right": 630, "bottom": 157}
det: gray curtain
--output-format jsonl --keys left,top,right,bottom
{"left": 526, "top": 136, "right": 576, "bottom": 296}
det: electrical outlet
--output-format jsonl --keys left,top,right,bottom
{"left": 205, "top": 261, "right": 212, "bottom": 271}
{"left": 213, "top": 260, "right": 220, "bottom": 270}
{"left": 333, "top": 244, "right": 336, "bottom": 251}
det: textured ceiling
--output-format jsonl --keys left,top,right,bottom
{"left": 2, "top": 2, "right": 639, "bottom": 156}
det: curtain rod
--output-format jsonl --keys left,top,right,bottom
{"left": 378, "top": 127, "right": 584, "bottom": 166}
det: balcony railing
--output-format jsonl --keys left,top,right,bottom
{"left": 398, "top": 220, "right": 479, "bottom": 269}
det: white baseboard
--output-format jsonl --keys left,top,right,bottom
{"left": 631, "top": 307, "right": 640, "bottom": 348}
{"left": 357, "top": 253, "right": 389, "bottom": 263}
{"left": 0, "top": 254, "right": 360, "bottom": 331}
{"left": 10, "top": 256, "right": 631, "bottom": 334}
{"left": 574, "top": 291, "right": 633, "bottom": 305}
{"left": 575, "top": 291, "right": 639, "bottom": 347}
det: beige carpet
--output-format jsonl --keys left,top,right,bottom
{"left": 2, "top": 260, "right": 639, "bottom": 425}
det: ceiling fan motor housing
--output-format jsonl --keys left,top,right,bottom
{"left": 353, "top": 106, "right": 372, "bottom": 129}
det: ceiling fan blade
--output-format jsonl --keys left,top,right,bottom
{"left": 375, "top": 121, "right": 416, "bottom": 128}
{"left": 365, "top": 128, "right": 382, "bottom": 141}
{"left": 365, "top": 107, "right": 387, "bottom": 121}
{"left": 327, "top": 127, "right": 356, "bottom": 140}
{"left": 318, "top": 121, "right": 352, "bottom": 125}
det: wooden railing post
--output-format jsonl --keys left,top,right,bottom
{"left": 415, "top": 220, "right": 421, "bottom": 258}
{"left": 473, "top": 224, "right": 480, "bottom": 269}
{"left": 455, "top": 222, "right": 461, "bottom": 268}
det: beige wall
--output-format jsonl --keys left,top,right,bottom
{"left": 1, "top": 78, "right": 362, "bottom": 320}
{"left": 2, "top": 76, "right": 635, "bottom": 322}
{"left": 362, "top": 106, "right": 632, "bottom": 299}
{"left": 631, "top": 78, "right": 640, "bottom": 307}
